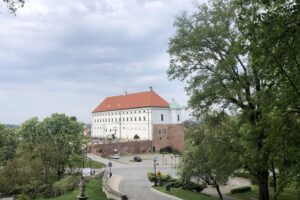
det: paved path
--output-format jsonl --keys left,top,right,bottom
{"left": 88, "top": 153, "right": 180, "bottom": 200}
{"left": 88, "top": 153, "right": 247, "bottom": 200}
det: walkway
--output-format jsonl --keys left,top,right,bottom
{"left": 88, "top": 153, "right": 180, "bottom": 200}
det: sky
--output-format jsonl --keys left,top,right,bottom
{"left": 0, "top": 0, "right": 202, "bottom": 124}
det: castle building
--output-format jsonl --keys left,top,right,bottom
{"left": 91, "top": 88, "right": 184, "bottom": 151}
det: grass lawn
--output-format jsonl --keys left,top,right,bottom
{"left": 229, "top": 186, "right": 300, "bottom": 200}
{"left": 40, "top": 178, "right": 109, "bottom": 200}
{"left": 75, "top": 158, "right": 106, "bottom": 169}
{"left": 154, "top": 186, "right": 217, "bottom": 200}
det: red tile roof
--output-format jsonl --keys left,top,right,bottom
{"left": 93, "top": 91, "right": 169, "bottom": 112}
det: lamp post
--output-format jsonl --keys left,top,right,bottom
{"left": 108, "top": 160, "right": 112, "bottom": 178}
{"left": 153, "top": 156, "right": 158, "bottom": 186}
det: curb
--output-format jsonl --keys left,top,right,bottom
{"left": 150, "top": 186, "right": 182, "bottom": 200}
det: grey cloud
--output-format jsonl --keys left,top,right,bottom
{"left": 0, "top": 0, "right": 200, "bottom": 124}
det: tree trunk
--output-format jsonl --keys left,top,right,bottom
{"left": 271, "top": 162, "right": 277, "bottom": 200}
{"left": 211, "top": 177, "right": 223, "bottom": 200}
{"left": 257, "top": 170, "right": 269, "bottom": 200}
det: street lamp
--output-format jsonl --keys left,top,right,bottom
{"left": 153, "top": 156, "right": 159, "bottom": 186}
{"left": 108, "top": 160, "right": 112, "bottom": 178}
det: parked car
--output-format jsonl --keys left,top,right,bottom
{"left": 110, "top": 154, "right": 120, "bottom": 159}
{"left": 133, "top": 156, "right": 142, "bottom": 162}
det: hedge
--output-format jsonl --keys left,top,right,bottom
{"left": 231, "top": 186, "right": 252, "bottom": 194}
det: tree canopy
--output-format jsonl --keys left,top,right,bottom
{"left": 0, "top": 113, "right": 85, "bottom": 198}
{"left": 168, "top": 0, "right": 300, "bottom": 199}
{"left": 1, "top": 0, "right": 24, "bottom": 14}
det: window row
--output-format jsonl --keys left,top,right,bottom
{"left": 94, "top": 109, "right": 148, "bottom": 117}
{"left": 94, "top": 126, "right": 147, "bottom": 131}
{"left": 158, "top": 128, "right": 167, "bottom": 135}
{"left": 94, "top": 116, "right": 147, "bottom": 123}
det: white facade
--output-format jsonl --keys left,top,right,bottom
{"left": 91, "top": 106, "right": 182, "bottom": 140}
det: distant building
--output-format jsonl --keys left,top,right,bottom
{"left": 91, "top": 87, "right": 184, "bottom": 152}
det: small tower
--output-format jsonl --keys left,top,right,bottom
{"left": 169, "top": 99, "right": 182, "bottom": 124}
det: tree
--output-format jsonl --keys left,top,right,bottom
{"left": 180, "top": 113, "right": 242, "bottom": 200}
{"left": 0, "top": 113, "right": 85, "bottom": 197}
{"left": 167, "top": 1, "right": 300, "bottom": 199}
{"left": 0, "top": 124, "right": 17, "bottom": 166}
{"left": 2, "top": 0, "right": 24, "bottom": 14}
{"left": 134, "top": 134, "right": 140, "bottom": 140}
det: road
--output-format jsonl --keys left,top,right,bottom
{"left": 88, "top": 153, "right": 180, "bottom": 200}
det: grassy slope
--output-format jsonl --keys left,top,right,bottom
{"left": 155, "top": 186, "right": 217, "bottom": 200}
{"left": 40, "top": 178, "right": 108, "bottom": 200}
{"left": 229, "top": 186, "right": 300, "bottom": 200}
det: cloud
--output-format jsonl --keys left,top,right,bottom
{"left": 0, "top": 0, "right": 203, "bottom": 124}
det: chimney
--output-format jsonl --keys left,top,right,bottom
{"left": 124, "top": 91, "right": 127, "bottom": 96}
{"left": 149, "top": 86, "right": 153, "bottom": 92}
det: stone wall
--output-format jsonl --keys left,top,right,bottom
{"left": 88, "top": 140, "right": 152, "bottom": 157}
{"left": 102, "top": 171, "right": 128, "bottom": 200}
{"left": 152, "top": 124, "right": 184, "bottom": 152}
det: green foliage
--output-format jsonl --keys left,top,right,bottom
{"left": 0, "top": 124, "right": 18, "bottom": 166}
{"left": 133, "top": 134, "right": 140, "bottom": 140}
{"left": 148, "top": 172, "right": 204, "bottom": 192}
{"left": 159, "top": 146, "right": 173, "bottom": 154}
{"left": 168, "top": 0, "right": 300, "bottom": 199}
{"left": 232, "top": 172, "right": 251, "bottom": 179}
{"left": 2, "top": 0, "right": 25, "bottom": 14}
{"left": 155, "top": 186, "right": 216, "bottom": 200}
{"left": 0, "top": 113, "right": 85, "bottom": 198}
{"left": 38, "top": 178, "right": 109, "bottom": 200}
{"left": 231, "top": 186, "right": 252, "bottom": 194}
{"left": 181, "top": 180, "right": 204, "bottom": 192}
{"left": 52, "top": 175, "right": 80, "bottom": 197}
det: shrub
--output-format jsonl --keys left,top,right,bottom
{"left": 231, "top": 186, "right": 252, "bottom": 194}
{"left": 232, "top": 172, "right": 251, "bottom": 179}
{"left": 52, "top": 175, "right": 81, "bottom": 196}
{"left": 160, "top": 146, "right": 173, "bottom": 154}
{"left": 147, "top": 172, "right": 156, "bottom": 182}
{"left": 181, "top": 180, "right": 204, "bottom": 192}
{"left": 167, "top": 180, "right": 182, "bottom": 188}
{"left": 172, "top": 149, "right": 181, "bottom": 155}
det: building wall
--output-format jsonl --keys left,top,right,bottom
{"left": 92, "top": 108, "right": 152, "bottom": 139}
{"left": 152, "top": 124, "right": 184, "bottom": 152}
{"left": 88, "top": 140, "right": 152, "bottom": 157}
{"left": 91, "top": 107, "right": 182, "bottom": 139}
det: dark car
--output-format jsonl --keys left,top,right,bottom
{"left": 133, "top": 156, "right": 142, "bottom": 162}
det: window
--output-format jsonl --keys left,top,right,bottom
{"left": 161, "top": 114, "right": 164, "bottom": 121}
{"left": 177, "top": 114, "right": 180, "bottom": 122}
{"left": 130, "top": 117, "right": 133, "bottom": 121}
{"left": 143, "top": 116, "right": 146, "bottom": 121}
{"left": 123, "top": 117, "right": 125, "bottom": 122}
{"left": 158, "top": 129, "right": 162, "bottom": 135}
{"left": 139, "top": 117, "right": 141, "bottom": 121}
{"left": 127, "top": 117, "right": 129, "bottom": 121}
{"left": 163, "top": 129, "right": 167, "bottom": 134}
{"left": 134, "top": 117, "right": 137, "bottom": 121}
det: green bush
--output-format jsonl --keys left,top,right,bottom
{"left": 172, "top": 149, "right": 181, "bottom": 155}
{"left": 181, "top": 180, "right": 204, "bottom": 192}
{"left": 147, "top": 172, "right": 156, "bottom": 182}
{"left": 232, "top": 171, "right": 251, "bottom": 179}
{"left": 160, "top": 146, "right": 173, "bottom": 154}
{"left": 52, "top": 175, "right": 81, "bottom": 196}
{"left": 230, "top": 186, "right": 252, "bottom": 194}
{"left": 167, "top": 180, "right": 183, "bottom": 188}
